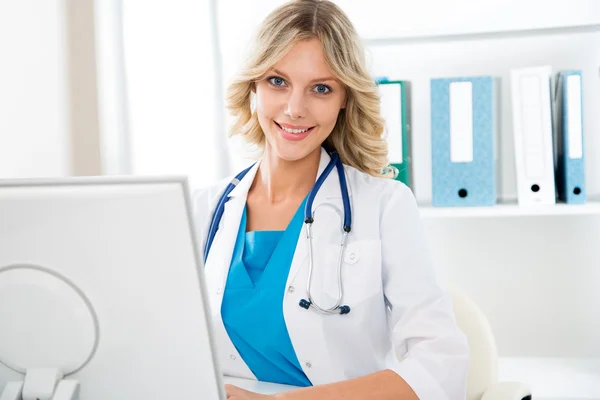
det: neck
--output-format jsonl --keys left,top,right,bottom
{"left": 252, "top": 146, "right": 321, "bottom": 204}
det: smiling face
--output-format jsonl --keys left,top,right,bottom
{"left": 254, "top": 38, "right": 347, "bottom": 163}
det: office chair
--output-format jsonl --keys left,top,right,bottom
{"left": 450, "top": 288, "right": 532, "bottom": 400}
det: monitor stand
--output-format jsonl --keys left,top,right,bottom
{"left": 0, "top": 369, "right": 79, "bottom": 400}
{"left": 0, "top": 265, "right": 98, "bottom": 400}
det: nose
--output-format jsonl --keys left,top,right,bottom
{"left": 284, "top": 89, "right": 308, "bottom": 120}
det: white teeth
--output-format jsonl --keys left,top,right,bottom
{"left": 279, "top": 124, "right": 311, "bottom": 134}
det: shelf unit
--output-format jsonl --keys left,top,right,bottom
{"left": 358, "top": 2, "right": 600, "bottom": 399}
{"left": 419, "top": 200, "right": 600, "bottom": 219}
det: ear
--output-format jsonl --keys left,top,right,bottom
{"left": 341, "top": 89, "right": 348, "bottom": 109}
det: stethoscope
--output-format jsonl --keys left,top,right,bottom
{"left": 204, "top": 148, "right": 352, "bottom": 315}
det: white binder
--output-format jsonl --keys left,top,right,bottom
{"left": 510, "top": 66, "right": 556, "bottom": 206}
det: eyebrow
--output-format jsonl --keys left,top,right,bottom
{"left": 272, "top": 69, "right": 337, "bottom": 84}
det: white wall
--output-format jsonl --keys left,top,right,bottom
{"left": 118, "top": 0, "right": 223, "bottom": 190}
{"left": 0, "top": 0, "right": 70, "bottom": 178}
{"left": 0, "top": 0, "right": 101, "bottom": 179}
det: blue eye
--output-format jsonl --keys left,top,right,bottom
{"left": 314, "top": 84, "right": 331, "bottom": 94}
{"left": 268, "top": 77, "right": 286, "bottom": 87}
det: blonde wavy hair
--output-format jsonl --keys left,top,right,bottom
{"left": 226, "top": 0, "right": 390, "bottom": 177}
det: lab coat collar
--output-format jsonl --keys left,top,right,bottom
{"left": 227, "top": 160, "right": 260, "bottom": 200}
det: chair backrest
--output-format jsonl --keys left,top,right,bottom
{"left": 450, "top": 287, "right": 498, "bottom": 400}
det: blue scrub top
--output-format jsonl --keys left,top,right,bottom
{"left": 221, "top": 199, "right": 312, "bottom": 387}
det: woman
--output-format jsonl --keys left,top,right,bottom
{"left": 194, "top": 0, "right": 469, "bottom": 398}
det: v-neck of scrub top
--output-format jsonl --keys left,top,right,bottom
{"left": 221, "top": 198, "right": 312, "bottom": 387}
{"left": 243, "top": 230, "right": 284, "bottom": 285}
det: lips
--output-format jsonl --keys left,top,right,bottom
{"left": 275, "top": 121, "right": 315, "bottom": 134}
{"left": 274, "top": 121, "right": 316, "bottom": 142}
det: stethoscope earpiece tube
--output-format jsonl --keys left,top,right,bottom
{"left": 335, "top": 155, "right": 352, "bottom": 232}
{"left": 304, "top": 152, "right": 339, "bottom": 223}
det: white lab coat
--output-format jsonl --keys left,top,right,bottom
{"left": 193, "top": 148, "right": 469, "bottom": 399}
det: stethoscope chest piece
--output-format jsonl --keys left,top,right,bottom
{"left": 299, "top": 298, "right": 351, "bottom": 315}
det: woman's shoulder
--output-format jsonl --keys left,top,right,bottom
{"left": 191, "top": 177, "right": 231, "bottom": 214}
{"left": 344, "top": 163, "right": 415, "bottom": 204}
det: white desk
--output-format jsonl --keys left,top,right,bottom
{"left": 223, "top": 376, "right": 299, "bottom": 395}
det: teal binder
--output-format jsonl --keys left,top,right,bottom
{"left": 555, "top": 70, "right": 586, "bottom": 204}
{"left": 431, "top": 76, "right": 497, "bottom": 207}
{"left": 377, "top": 79, "right": 412, "bottom": 187}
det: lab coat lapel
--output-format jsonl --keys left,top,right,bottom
{"left": 204, "top": 161, "right": 260, "bottom": 379}
{"left": 205, "top": 161, "right": 260, "bottom": 308}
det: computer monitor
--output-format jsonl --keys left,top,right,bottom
{"left": 0, "top": 176, "right": 226, "bottom": 400}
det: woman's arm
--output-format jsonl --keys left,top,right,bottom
{"left": 225, "top": 370, "right": 418, "bottom": 400}
{"left": 378, "top": 183, "right": 470, "bottom": 399}
{"left": 275, "top": 369, "right": 418, "bottom": 400}
{"left": 227, "top": 183, "right": 468, "bottom": 400}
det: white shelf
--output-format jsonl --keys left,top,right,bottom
{"left": 343, "top": 0, "right": 600, "bottom": 41}
{"left": 418, "top": 200, "right": 600, "bottom": 218}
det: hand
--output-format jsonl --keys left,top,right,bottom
{"left": 225, "top": 384, "right": 277, "bottom": 400}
